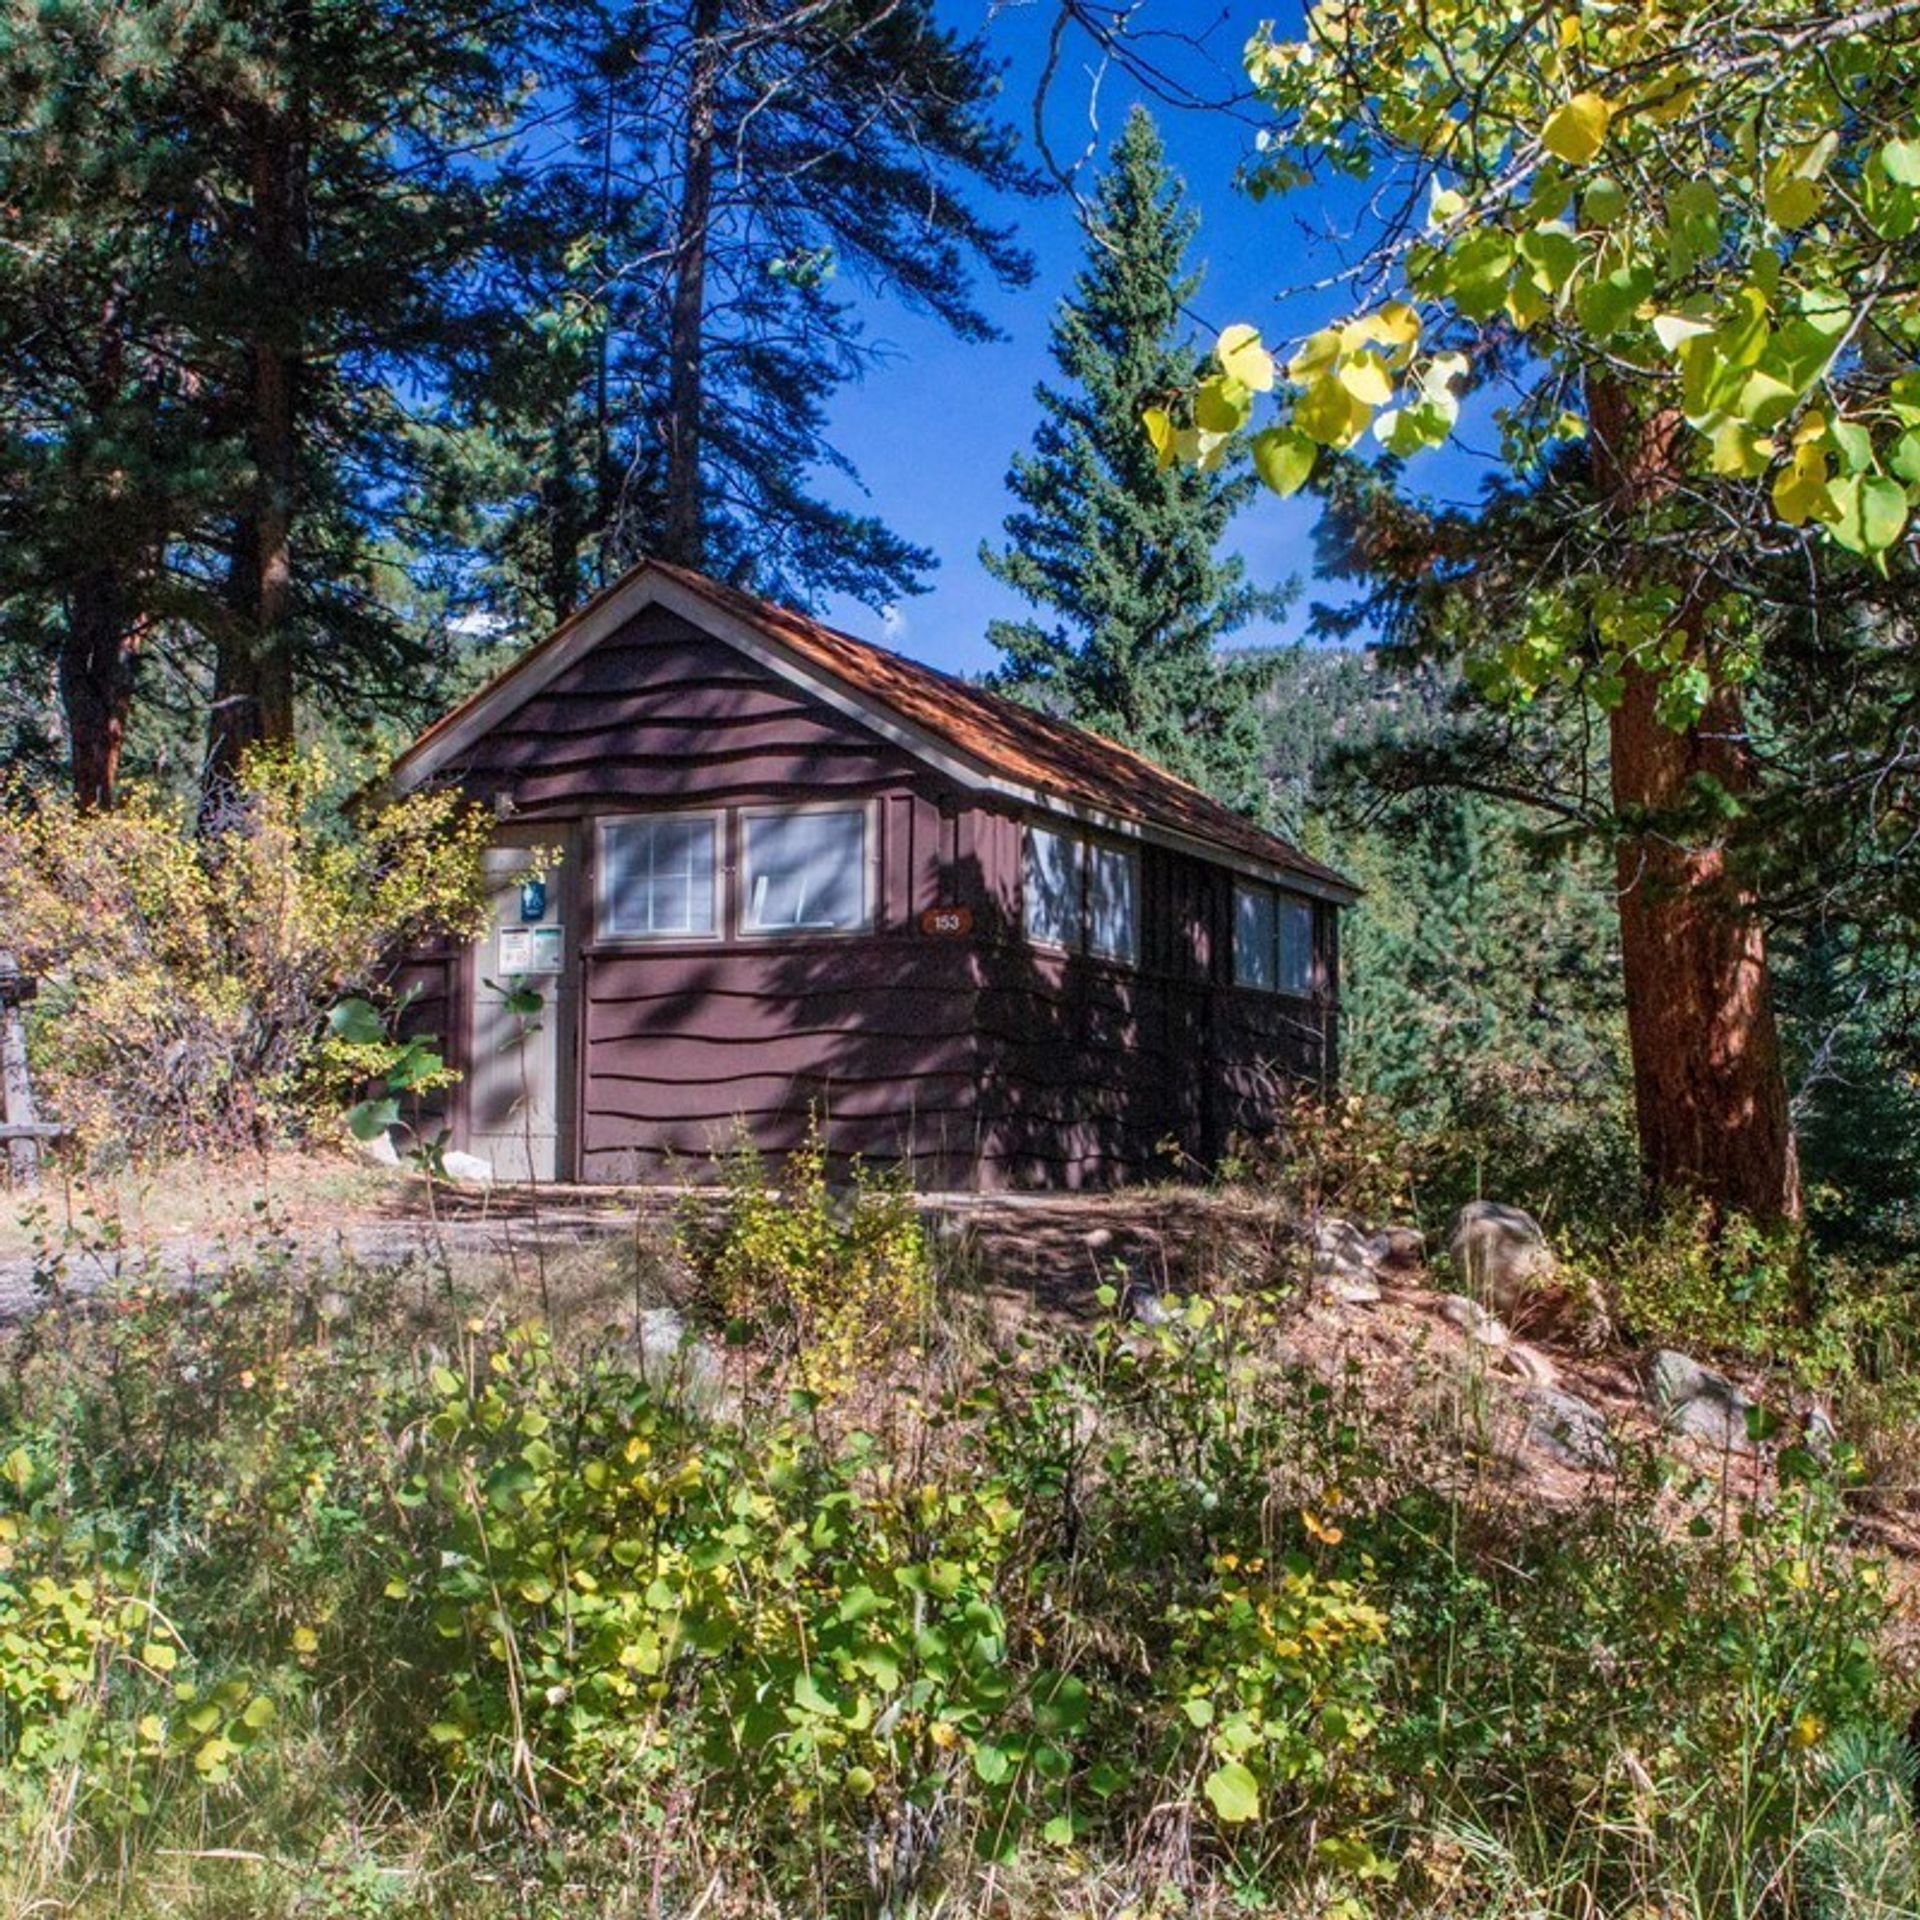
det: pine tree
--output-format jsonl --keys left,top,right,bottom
{"left": 981, "top": 106, "right": 1285, "bottom": 814}
{"left": 484, "top": 0, "right": 1040, "bottom": 624}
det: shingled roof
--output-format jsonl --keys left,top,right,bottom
{"left": 392, "top": 558, "right": 1357, "bottom": 902}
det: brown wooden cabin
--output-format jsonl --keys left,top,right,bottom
{"left": 387, "top": 559, "right": 1357, "bottom": 1189}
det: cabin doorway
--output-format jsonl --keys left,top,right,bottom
{"left": 466, "top": 826, "right": 578, "bottom": 1181}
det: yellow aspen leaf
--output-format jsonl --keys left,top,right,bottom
{"left": 1542, "top": 93, "right": 1612, "bottom": 165}
{"left": 1772, "top": 442, "right": 1831, "bottom": 524}
{"left": 1295, "top": 373, "right": 1370, "bottom": 449}
{"left": 1216, "top": 323, "right": 1276, "bottom": 392}
{"left": 1337, "top": 351, "right": 1394, "bottom": 406}
{"left": 1709, "top": 420, "right": 1769, "bottom": 478}
{"left": 1141, "top": 406, "right": 1176, "bottom": 471}
{"left": 1286, "top": 326, "right": 1343, "bottom": 383}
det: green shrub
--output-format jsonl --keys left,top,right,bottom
{"left": 680, "top": 1121, "right": 930, "bottom": 1398}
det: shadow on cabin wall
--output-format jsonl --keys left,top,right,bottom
{"left": 391, "top": 826, "right": 1338, "bottom": 1194}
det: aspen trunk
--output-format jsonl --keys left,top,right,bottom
{"left": 1589, "top": 381, "right": 1801, "bottom": 1225}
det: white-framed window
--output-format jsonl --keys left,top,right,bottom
{"left": 739, "top": 804, "right": 872, "bottom": 935}
{"left": 1233, "top": 884, "right": 1278, "bottom": 991}
{"left": 1279, "top": 895, "right": 1316, "bottom": 995}
{"left": 1024, "top": 824, "right": 1139, "bottom": 966}
{"left": 599, "top": 811, "right": 720, "bottom": 939}
{"left": 1234, "top": 882, "right": 1317, "bottom": 995}
{"left": 1023, "top": 824, "right": 1084, "bottom": 950}
{"left": 1087, "top": 842, "right": 1139, "bottom": 964}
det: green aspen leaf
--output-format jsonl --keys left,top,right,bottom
{"left": 1250, "top": 427, "right": 1315, "bottom": 496}
{"left": 328, "top": 997, "right": 387, "bottom": 1045}
{"left": 1216, "top": 323, "right": 1276, "bottom": 392}
{"left": 1377, "top": 401, "right": 1453, "bottom": 455}
{"left": 1829, "top": 474, "right": 1908, "bottom": 554}
{"left": 1194, "top": 375, "right": 1252, "bottom": 435}
{"left": 1444, "top": 228, "right": 1513, "bottom": 320}
{"left": 1542, "top": 92, "right": 1611, "bottom": 165}
{"left": 1203, "top": 1760, "right": 1262, "bottom": 1824}
{"left": 1764, "top": 318, "right": 1841, "bottom": 395}
{"left": 1519, "top": 223, "right": 1580, "bottom": 294}
{"left": 1883, "top": 137, "right": 1920, "bottom": 187}
{"left": 347, "top": 1098, "right": 401, "bottom": 1141}
{"left": 1581, "top": 176, "right": 1626, "bottom": 226}
{"left": 843, "top": 1765, "right": 876, "bottom": 1797}
{"left": 1891, "top": 373, "right": 1920, "bottom": 425}
{"left": 1889, "top": 428, "right": 1920, "bottom": 485}
{"left": 1428, "top": 180, "right": 1466, "bottom": 223}
{"left": 241, "top": 1694, "right": 277, "bottom": 1731}
{"left": 1828, "top": 417, "right": 1873, "bottom": 474}
{"left": 1717, "top": 285, "right": 1772, "bottom": 369}
{"left": 1337, "top": 350, "right": 1394, "bottom": 406}
{"left": 1142, "top": 406, "right": 1176, "bottom": 470}
{"left": 1042, "top": 1814, "right": 1075, "bottom": 1846}
{"left": 971, "top": 1741, "right": 1013, "bottom": 1784}
{"left": 1764, "top": 172, "right": 1821, "bottom": 230}
{"left": 1734, "top": 369, "right": 1797, "bottom": 432}
{"left": 1575, "top": 261, "right": 1654, "bottom": 338}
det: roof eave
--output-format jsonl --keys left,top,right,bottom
{"left": 390, "top": 564, "right": 1362, "bottom": 905}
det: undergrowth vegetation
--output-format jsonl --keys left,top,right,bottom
{"left": 0, "top": 1185, "right": 1913, "bottom": 1920}
{"left": 0, "top": 749, "right": 492, "bottom": 1164}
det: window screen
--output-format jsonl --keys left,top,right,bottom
{"left": 1278, "top": 895, "right": 1316, "bottom": 995}
{"left": 1234, "top": 885, "right": 1277, "bottom": 990}
{"left": 1087, "top": 844, "right": 1138, "bottom": 963}
{"left": 741, "top": 808, "right": 868, "bottom": 932}
{"left": 1023, "top": 826, "right": 1083, "bottom": 948}
{"left": 600, "top": 814, "right": 717, "bottom": 938}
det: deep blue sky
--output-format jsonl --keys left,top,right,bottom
{"left": 810, "top": 0, "right": 1436, "bottom": 674}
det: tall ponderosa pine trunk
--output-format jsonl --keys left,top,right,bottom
{"left": 1589, "top": 382, "right": 1801, "bottom": 1224}
{"left": 660, "top": 0, "right": 722, "bottom": 568}
{"left": 59, "top": 563, "right": 144, "bottom": 808}
{"left": 207, "top": 22, "right": 308, "bottom": 790}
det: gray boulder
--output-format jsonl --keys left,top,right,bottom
{"left": 1309, "top": 1218, "right": 1381, "bottom": 1305}
{"left": 1520, "top": 1386, "right": 1615, "bottom": 1470}
{"left": 1368, "top": 1225, "right": 1427, "bottom": 1273}
{"left": 1438, "top": 1291, "right": 1511, "bottom": 1347}
{"left": 356, "top": 1129, "right": 402, "bottom": 1169}
{"left": 636, "top": 1306, "right": 724, "bottom": 1409}
{"left": 1450, "top": 1201, "right": 1558, "bottom": 1317}
{"left": 439, "top": 1149, "right": 495, "bottom": 1187}
{"left": 1646, "top": 1349, "right": 1762, "bottom": 1454}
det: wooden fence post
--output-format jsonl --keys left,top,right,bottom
{"left": 0, "top": 949, "right": 46, "bottom": 1189}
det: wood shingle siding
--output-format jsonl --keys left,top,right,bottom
{"left": 390, "top": 561, "right": 1355, "bottom": 1189}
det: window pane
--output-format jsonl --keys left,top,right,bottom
{"left": 743, "top": 809, "right": 866, "bottom": 932}
{"left": 1087, "top": 844, "right": 1138, "bottom": 963}
{"left": 602, "top": 815, "right": 715, "bottom": 937}
{"left": 1234, "top": 885, "right": 1277, "bottom": 990}
{"left": 1024, "top": 826, "right": 1082, "bottom": 948}
{"left": 1279, "top": 895, "right": 1316, "bottom": 995}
